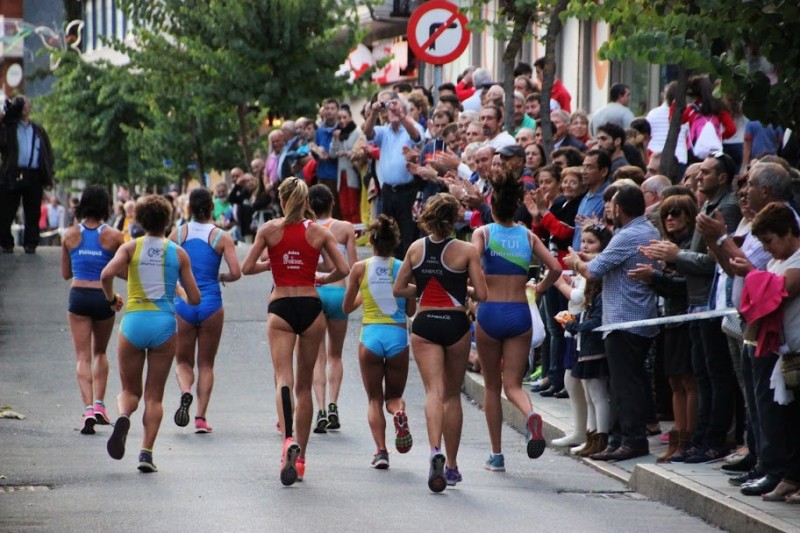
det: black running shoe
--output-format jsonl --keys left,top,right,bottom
{"left": 313, "top": 410, "right": 328, "bottom": 434}
{"left": 107, "top": 416, "right": 130, "bottom": 460}
{"left": 174, "top": 392, "right": 193, "bottom": 427}
{"left": 80, "top": 412, "right": 96, "bottom": 435}
{"left": 137, "top": 450, "right": 158, "bottom": 473}
{"left": 326, "top": 403, "right": 340, "bottom": 430}
{"left": 428, "top": 452, "right": 446, "bottom": 493}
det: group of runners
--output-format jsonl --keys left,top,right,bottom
{"left": 62, "top": 169, "right": 556, "bottom": 492}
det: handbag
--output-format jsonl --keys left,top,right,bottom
{"left": 781, "top": 352, "right": 800, "bottom": 389}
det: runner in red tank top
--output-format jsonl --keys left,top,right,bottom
{"left": 242, "top": 177, "right": 349, "bottom": 486}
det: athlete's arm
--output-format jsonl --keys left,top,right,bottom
{"left": 466, "top": 244, "right": 488, "bottom": 302}
{"left": 393, "top": 242, "right": 418, "bottom": 299}
{"left": 317, "top": 230, "right": 350, "bottom": 284}
{"left": 218, "top": 231, "right": 241, "bottom": 283}
{"left": 60, "top": 228, "right": 75, "bottom": 280}
{"left": 242, "top": 222, "right": 272, "bottom": 275}
{"left": 531, "top": 230, "right": 562, "bottom": 297}
{"left": 177, "top": 248, "right": 201, "bottom": 305}
{"left": 342, "top": 260, "right": 365, "bottom": 314}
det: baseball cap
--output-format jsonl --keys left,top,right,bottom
{"left": 498, "top": 144, "right": 526, "bottom": 159}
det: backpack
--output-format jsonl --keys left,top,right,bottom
{"left": 689, "top": 108, "right": 722, "bottom": 159}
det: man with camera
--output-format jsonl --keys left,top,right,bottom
{"left": 0, "top": 96, "right": 55, "bottom": 254}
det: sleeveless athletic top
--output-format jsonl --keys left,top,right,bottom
{"left": 317, "top": 218, "right": 348, "bottom": 263}
{"left": 268, "top": 220, "right": 320, "bottom": 287}
{"left": 361, "top": 256, "right": 406, "bottom": 324}
{"left": 481, "top": 223, "right": 531, "bottom": 276}
{"left": 412, "top": 237, "right": 468, "bottom": 307}
{"left": 70, "top": 223, "right": 114, "bottom": 281}
{"left": 126, "top": 236, "right": 180, "bottom": 313}
{"left": 177, "top": 221, "right": 223, "bottom": 298}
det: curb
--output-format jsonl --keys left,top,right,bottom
{"left": 462, "top": 370, "right": 799, "bottom": 533}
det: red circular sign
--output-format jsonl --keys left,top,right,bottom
{"left": 407, "top": 0, "right": 470, "bottom": 65}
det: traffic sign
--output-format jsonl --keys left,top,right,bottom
{"left": 407, "top": 0, "right": 470, "bottom": 65}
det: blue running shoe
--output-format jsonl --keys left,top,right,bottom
{"left": 484, "top": 453, "right": 505, "bottom": 472}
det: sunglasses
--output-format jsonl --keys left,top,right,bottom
{"left": 664, "top": 209, "right": 684, "bottom": 218}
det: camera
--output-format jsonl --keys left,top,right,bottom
{"left": 3, "top": 96, "right": 24, "bottom": 123}
{"left": 379, "top": 101, "right": 389, "bottom": 110}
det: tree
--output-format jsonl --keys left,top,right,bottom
{"left": 116, "top": 0, "right": 365, "bottom": 167}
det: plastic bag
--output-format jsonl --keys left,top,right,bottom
{"left": 691, "top": 116, "right": 722, "bottom": 159}
{"left": 527, "top": 285, "right": 546, "bottom": 348}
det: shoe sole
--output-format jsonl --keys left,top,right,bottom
{"left": 81, "top": 416, "right": 96, "bottom": 435}
{"left": 107, "top": 417, "right": 130, "bottom": 460}
{"left": 394, "top": 412, "right": 413, "bottom": 454}
{"left": 195, "top": 426, "right": 212, "bottom": 434}
{"left": 280, "top": 442, "right": 301, "bottom": 486}
{"left": 94, "top": 411, "right": 110, "bottom": 425}
{"left": 327, "top": 411, "right": 340, "bottom": 430}
{"left": 526, "top": 413, "right": 546, "bottom": 459}
{"left": 372, "top": 460, "right": 389, "bottom": 469}
{"left": 428, "top": 453, "right": 446, "bottom": 493}
{"left": 313, "top": 418, "right": 328, "bottom": 434}
{"left": 174, "top": 393, "right": 193, "bottom": 427}
{"left": 483, "top": 464, "right": 505, "bottom": 472}
{"left": 137, "top": 461, "right": 158, "bottom": 473}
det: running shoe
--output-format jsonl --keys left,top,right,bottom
{"left": 371, "top": 449, "right": 389, "bottom": 469}
{"left": 194, "top": 417, "right": 213, "bottom": 433}
{"left": 484, "top": 453, "right": 506, "bottom": 472}
{"left": 174, "top": 392, "right": 193, "bottom": 427}
{"left": 393, "top": 410, "right": 413, "bottom": 454}
{"left": 280, "top": 437, "right": 301, "bottom": 486}
{"left": 313, "top": 409, "right": 328, "bottom": 434}
{"left": 81, "top": 409, "right": 96, "bottom": 435}
{"left": 93, "top": 403, "right": 110, "bottom": 425}
{"left": 428, "top": 452, "right": 447, "bottom": 493}
{"left": 296, "top": 456, "right": 305, "bottom": 482}
{"left": 137, "top": 450, "right": 158, "bottom": 473}
{"left": 326, "top": 403, "right": 340, "bottom": 430}
{"left": 445, "top": 466, "right": 462, "bottom": 486}
{"left": 526, "top": 412, "right": 546, "bottom": 459}
{"left": 107, "top": 416, "right": 130, "bottom": 460}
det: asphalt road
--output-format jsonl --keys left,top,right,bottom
{"left": 0, "top": 246, "right": 717, "bottom": 532}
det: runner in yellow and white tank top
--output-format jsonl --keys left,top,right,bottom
{"left": 344, "top": 215, "right": 415, "bottom": 469}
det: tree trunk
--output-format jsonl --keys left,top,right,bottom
{"left": 660, "top": 64, "right": 689, "bottom": 182}
{"left": 501, "top": 6, "right": 533, "bottom": 134}
{"left": 540, "top": 0, "right": 570, "bottom": 162}
{"left": 237, "top": 103, "right": 252, "bottom": 166}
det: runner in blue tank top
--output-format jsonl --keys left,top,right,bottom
{"left": 61, "top": 185, "right": 125, "bottom": 434}
{"left": 471, "top": 171, "right": 562, "bottom": 471}
{"left": 169, "top": 188, "right": 241, "bottom": 434}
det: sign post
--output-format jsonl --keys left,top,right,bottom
{"left": 407, "top": 0, "right": 470, "bottom": 106}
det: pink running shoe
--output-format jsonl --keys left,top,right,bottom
{"left": 393, "top": 410, "right": 413, "bottom": 454}
{"left": 81, "top": 409, "right": 96, "bottom": 435}
{"left": 194, "top": 417, "right": 213, "bottom": 433}
{"left": 296, "top": 456, "right": 305, "bottom": 482}
{"left": 93, "top": 403, "right": 110, "bottom": 425}
{"left": 280, "top": 437, "right": 301, "bottom": 486}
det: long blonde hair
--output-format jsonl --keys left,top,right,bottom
{"left": 279, "top": 177, "right": 314, "bottom": 225}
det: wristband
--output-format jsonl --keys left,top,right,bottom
{"left": 106, "top": 294, "right": 117, "bottom": 306}
{"left": 716, "top": 234, "right": 729, "bottom": 247}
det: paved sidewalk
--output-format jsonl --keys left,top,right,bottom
{"left": 463, "top": 368, "right": 800, "bottom": 533}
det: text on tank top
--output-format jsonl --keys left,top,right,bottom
{"left": 70, "top": 223, "right": 114, "bottom": 281}
{"left": 267, "top": 220, "right": 320, "bottom": 287}
{"left": 126, "top": 236, "right": 180, "bottom": 313}
{"left": 481, "top": 223, "right": 531, "bottom": 276}
{"left": 412, "top": 237, "right": 468, "bottom": 307}
{"left": 361, "top": 256, "right": 406, "bottom": 324}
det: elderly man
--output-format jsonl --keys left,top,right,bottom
{"left": 551, "top": 109, "right": 587, "bottom": 152}
{"left": 513, "top": 91, "right": 536, "bottom": 136}
{"left": 565, "top": 186, "right": 660, "bottom": 460}
{"left": 640, "top": 174, "right": 672, "bottom": 230}
{"left": 699, "top": 161, "right": 799, "bottom": 495}
{"left": 364, "top": 91, "right": 424, "bottom": 257}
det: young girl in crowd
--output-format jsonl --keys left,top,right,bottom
{"left": 559, "top": 223, "right": 613, "bottom": 457}
{"left": 343, "top": 215, "right": 415, "bottom": 469}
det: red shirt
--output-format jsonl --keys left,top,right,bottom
{"left": 268, "top": 221, "right": 320, "bottom": 287}
{"left": 551, "top": 79, "right": 572, "bottom": 113}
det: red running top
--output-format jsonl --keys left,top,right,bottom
{"left": 268, "top": 220, "right": 320, "bottom": 287}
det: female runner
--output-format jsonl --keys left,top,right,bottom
{"left": 169, "top": 187, "right": 241, "bottom": 433}
{"left": 308, "top": 184, "right": 357, "bottom": 433}
{"left": 101, "top": 194, "right": 200, "bottom": 472}
{"left": 343, "top": 215, "right": 415, "bottom": 469}
{"left": 393, "top": 193, "right": 487, "bottom": 493}
{"left": 241, "top": 177, "right": 349, "bottom": 486}
{"left": 473, "top": 171, "right": 562, "bottom": 472}
{"left": 61, "top": 185, "right": 125, "bottom": 433}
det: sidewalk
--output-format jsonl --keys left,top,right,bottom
{"left": 463, "top": 367, "right": 800, "bottom": 533}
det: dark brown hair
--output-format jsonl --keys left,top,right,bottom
{"left": 135, "top": 194, "right": 173, "bottom": 235}
{"left": 418, "top": 193, "right": 459, "bottom": 237}
{"left": 369, "top": 214, "right": 400, "bottom": 257}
